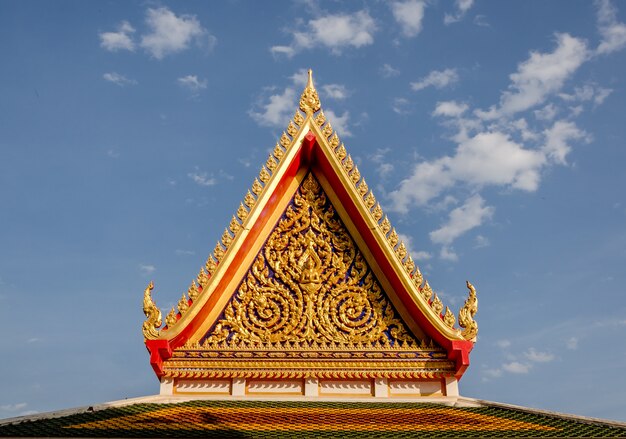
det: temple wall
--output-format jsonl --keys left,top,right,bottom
{"left": 160, "top": 377, "right": 459, "bottom": 398}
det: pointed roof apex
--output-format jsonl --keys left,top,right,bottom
{"left": 299, "top": 69, "right": 321, "bottom": 116}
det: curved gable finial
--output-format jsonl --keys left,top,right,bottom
{"left": 299, "top": 69, "right": 321, "bottom": 116}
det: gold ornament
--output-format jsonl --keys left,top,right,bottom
{"left": 142, "top": 281, "right": 162, "bottom": 339}
{"left": 204, "top": 174, "right": 417, "bottom": 347}
{"left": 299, "top": 69, "right": 321, "bottom": 116}
{"left": 459, "top": 281, "right": 478, "bottom": 341}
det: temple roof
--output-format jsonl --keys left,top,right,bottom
{"left": 2, "top": 397, "right": 625, "bottom": 438}
{"left": 141, "top": 70, "right": 478, "bottom": 379}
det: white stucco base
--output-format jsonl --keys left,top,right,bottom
{"left": 161, "top": 376, "right": 459, "bottom": 398}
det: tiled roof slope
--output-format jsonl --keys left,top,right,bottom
{"left": 1, "top": 399, "right": 625, "bottom": 438}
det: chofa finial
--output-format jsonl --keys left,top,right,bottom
{"left": 299, "top": 69, "right": 321, "bottom": 116}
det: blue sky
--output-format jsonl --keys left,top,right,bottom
{"left": 1, "top": 0, "right": 626, "bottom": 422}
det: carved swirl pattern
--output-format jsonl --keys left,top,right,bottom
{"left": 204, "top": 174, "right": 418, "bottom": 346}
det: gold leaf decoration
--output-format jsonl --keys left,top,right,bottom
{"left": 287, "top": 121, "right": 298, "bottom": 137}
{"left": 221, "top": 229, "right": 233, "bottom": 247}
{"left": 188, "top": 280, "right": 200, "bottom": 301}
{"left": 280, "top": 132, "right": 291, "bottom": 148}
{"left": 404, "top": 255, "right": 415, "bottom": 274}
{"left": 205, "top": 256, "right": 218, "bottom": 275}
{"left": 458, "top": 281, "right": 478, "bottom": 341}
{"left": 420, "top": 281, "right": 433, "bottom": 302}
{"left": 299, "top": 70, "right": 321, "bottom": 116}
{"left": 357, "top": 179, "right": 369, "bottom": 197}
{"left": 350, "top": 166, "right": 361, "bottom": 184}
{"left": 273, "top": 143, "right": 285, "bottom": 160}
{"left": 431, "top": 293, "right": 444, "bottom": 315}
{"left": 396, "top": 242, "right": 407, "bottom": 261}
{"left": 165, "top": 308, "right": 178, "bottom": 328}
{"left": 244, "top": 191, "right": 256, "bottom": 209}
{"left": 251, "top": 179, "right": 263, "bottom": 196}
{"left": 196, "top": 268, "right": 208, "bottom": 289}
{"left": 178, "top": 293, "right": 189, "bottom": 315}
{"left": 443, "top": 307, "right": 456, "bottom": 328}
{"left": 229, "top": 216, "right": 242, "bottom": 234}
{"left": 315, "top": 111, "right": 326, "bottom": 126}
{"left": 322, "top": 122, "right": 333, "bottom": 138}
{"left": 364, "top": 192, "right": 376, "bottom": 209}
{"left": 336, "top": 144, "right": 347, "bottom": 161}
{"left": 142, "top": 281, "right": 162, "bottom": 339}
{"left": 259, "top": 166, "right": 271, "bottom": 184}
{"left": 388, "top": 229, "right": 399, "bottom": 248}
{"left": 237, "top": 203, "right": 249, "bottom": 222}
{"left": 380, "top": 217, "right": 391, "bottom": 235}
{"left": 372, "top": 203, "right": 383, "bottom": 221}
{"left": 343, "top": 155, "right": 354, "bottom": 173}
{"left": 413, "top": 267, "right": 424, "bottom": 289}
{"left": 213, "top": 242, "right": 225, "bottom": 262}
{"left": 293, "top": 111, "right": 304, "bottom": 126}
{"left": 204, "top": 174, "right": 418, "bottom": 346}
{"left": 266, "top": 155, "right": 278, "bottom": 172}
{"left": 329, "top": 133, "right": 340, "bottom": 149}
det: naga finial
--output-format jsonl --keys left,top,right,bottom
{"left": 142, "top": 281, "right": 162, "bottom": 340}
{"left": 458, "top": 280, "right": 478, "bottom": 341}
{"left": 299, "top": 69, "right": 321, "bottom": 116}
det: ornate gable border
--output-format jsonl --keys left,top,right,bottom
{"left": 142, "top": 70, "right": 478, "bottom": 379}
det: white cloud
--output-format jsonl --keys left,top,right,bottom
{"left": 140, "top": 7, "right": 209, "bottom": 59}
{"left": 391, "top": 0, "right": 426, "bottom": 38}
{"left": 444, "top": 0, "right": 475, "bottom": 25}
{"left": 175, "top": 249, "right": 196, "bottom": 256}
{"left": 139, "top": 264, "right": 156, "bottom": 275}
{"left": 496, "top": 339, "right": 511, "bottom": 349}
{"left": 479, "top": 33, "right": 589, "bottom": 118}
{"left": 188, "top": 170, "right": 216, "bottom": 186}
{"left": 502, "top": 361, "right": 532, "bottom": 374}
{"left": 100, "top": 21, "right": 135, "bottom": 52}
{"left": 433, "top": 101, "right": 468, "bottom": 118}
{"left": 439, "top": 246, "right": 458, "bottom": 261}
{"left": 323, "top": 84, "right": 349, "bottom": 100}
{"left": 411, "top": 68, "right": 459, "bottom": 91}
{"left": 483, "top": 368, "right": 503, "bottom": 379}
{"left": 542, "top": 120, "right": 588, "bottom": 165}
{"left": 596, "top": 0, "right": 626, "bottom": 55}
{"left": 388, "top": 131, "right": 545, "bottom": 212}
{"left": 271, "top": 10, "right": 376, "bottom": 57}
{"left": 559, "top": 84, "right": 613, "bottom": 107}
{"left": 474, "top": 234, "right": 490, "bottom": 248}
{"left": 324, "top": 109, "right": 352, "bottom": 137}
{"left": 380, "top": 63, "right": 400, "bottom": 78}
{"left": 534, "top": 103, "right": 558, "bottom": 121}
{"left": 524, "top": 348, "right": 555, "bottom": 363}
{"left": 250, "top": 86, "right": 297, "bottom": 128}
{"left": 566, "top": 337, "right": 579, "bottom": 350}
{"left": 412, "top": 250, "right": 433, "bottom": 261}
{"left": 430, "top": 195, "right": 494, "bottom": 245}
{"left": 392, "top": 97, "right": 411, "bottom": 115}
{"left": 177, "top": 75, "right": 207, "bottom": 92}
{"left": 102, "top": 72, "right": 137, "bottom": 86}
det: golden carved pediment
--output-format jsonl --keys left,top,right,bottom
{"left": 201, "top": 174, "right": 428, "bottom": 349}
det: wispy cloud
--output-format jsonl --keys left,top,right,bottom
{"left": 187, "top": 169, "right": 216, "bottom": 186}
{"left": 177, "top": 75, "right": 207, "bottom": 92}
{"left": 323, "top": 84, "right": 349, "bottom": 100}
{"left": 502, "top": 361, "right": 532, "bottom": 374}
{"left": 100, "top": 21, "right": 135, "bottom": 52}
{"left": 430, "top": 195, "right": 494, "bottom": 246}
{"left": 411, "top": 68, "right": 459, "bottom": 91}
{"left": 101, "top": 7, "right": 215, "bottom": 60}
{"left": 380, "top": 63, "right": 400, "bottom": 78}
{"left": 139, "top": 264, "right": 156, "bottom": 275}
{"left": 595, "top": 0, "right": 626, "bottom": 55}
{"left": 524, "top": 348, "right": 555, "bottom": 363}
{"left": 102, "top": 72, "right": 137, "bottom": 87}
{"left": 391, "top": 0, "right": 426, "bottom": 38}
{"left": 444, "top": 0, "right": 475, "bottom": 25}
{"left": 270, "top": 10, "right": 376, "bottom": 57}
